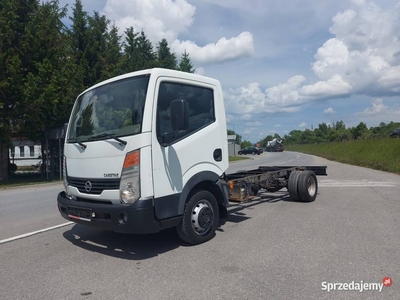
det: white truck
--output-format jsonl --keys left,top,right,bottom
{"left": 57, "top": 68, "right": 327, "bottom": 245}
{"left": 266, "top": 138, "right": 284, "bottom": 152}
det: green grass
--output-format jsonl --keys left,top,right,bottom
{"left": 229, "top": 156, "right": 251, "bottom": 162}
{"left": 286, "top": 137, "right": 400, "bottom": 175}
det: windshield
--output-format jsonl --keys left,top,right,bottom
{"left": 67, "top": 75, "right": 150, "bottom": 142}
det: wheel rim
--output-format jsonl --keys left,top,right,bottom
{"left": 307, "top": 176, "right": 316, "bottom": 196}
{"left": 191, "top": 200, "right": 214, "bottom": 235}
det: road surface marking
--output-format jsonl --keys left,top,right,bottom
{"left": 0, "top": 222, "right": 74, "bottom": 244}
{"left": 319, "top": 180, "right": 397, "bottom": 187}
{"left": 276, "top": 154, "right": 301, "bottom": 165}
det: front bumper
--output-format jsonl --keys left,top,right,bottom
{"left": 57, "top": 191, "right": 162, "bottom": 234}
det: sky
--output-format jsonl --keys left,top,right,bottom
{"left": 59, "top": 0, "right": 400, "bottom": 143}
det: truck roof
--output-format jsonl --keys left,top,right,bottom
{"left": 79, "top": 68, "right": 221, "bottom": 97}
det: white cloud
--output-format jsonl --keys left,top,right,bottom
{"left": 299, "top": 122, "right": 307, "bottom": 128}
{"left": 264, "top": 75, "right": 306, "bottom": 105}
{"left": 245, "top": 121, "right": 262, "bottom": 126}
{"left": 223, "top": 0, "right": 400, "bottom": 118}
{"left": 239, "top": 114, "right": 252, "bottom": 120}
{"left": 356, "top": 98, "right": 400, "bottom": 116}
{"left": 324, "top": 107, "right": 336, "bottom": 114}
{"left": 172, "top": 32, "right": 254, "bottom": 65}
{"left": 275, "top": 124, "right": 281, "bottom": 127}
{"left": 301, "top": 74, "right": 352, "bottom": 98}
{"left": 104, "top": 0, "right": 196, "bottom": 42}
{"left": 224, "top": 76, "right": 306, "bottom": 115}
{"left": 102, "top": 0, "right": 254, "bottom": 66}
{"left": 243, "top": 128, "right": 255, "bottom": 134}
{"left": 226, "top": 114, "right": 234, "bottom": 123}
{"left": 318, "top": 1, "right": 400, "bottom": 94}
{"left": 194, "top": 67, "right": 204, "bottom": 76}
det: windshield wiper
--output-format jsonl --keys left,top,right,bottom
{"left": 88, "top": 133, "right": 127, "bottom": 146}
{"left": 67, "top": 138, "right": 87, "bottom": 149}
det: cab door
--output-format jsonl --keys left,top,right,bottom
{"left": 151, "top": 77, "right": 227, "bottom": 219}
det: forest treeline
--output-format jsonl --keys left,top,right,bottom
{"left": 235, "top": 121, "right": 400, "bottom": 149}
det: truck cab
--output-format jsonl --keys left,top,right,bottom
{"left": 57, "top": 68, "right": 229, "bottom": 244}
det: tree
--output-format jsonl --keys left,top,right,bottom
{"left": 241, "top": 140, "right": 253, "bottom": 149}
{"left": 137, "top": 30, "right": 156, "bottom": 69}
{"left": 21, "top": 0, "right": 80, "bottom": 134}
{"left": 0, "top": 0, "right": 40, "bottom": 180}
{"left": 227, "top": 129, "right": 242, "bottom": 144}
{"left": 68, "top": 0, "right": 88, "bottom": 91}
{"left": 351, "top": 122, "right": 368, "bottom": 140}
{"left": 121, "top": 26, "right": 140, "bottom": 73}
{"left": 301, "top": 129, "right": 317, "bottom": 144}
{"left": 84, "top": 11, "right": 109, "bottom": 85}
{"left": 178, "top": 50, "right": 195, "bottom": 73}
{"left": 156, "top": 38, "right": 177, "bottom": 70}
{"left": 257, "top": 135, "right": 273, "bottom": 148}
{"left": 101, "top": 24, "right": 123, "bottom": 79}
{"left": 285, "top": 130, "right": 303, "bottom": 145}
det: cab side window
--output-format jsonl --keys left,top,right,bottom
{"left": 157, "top": 82, "right": 215, "bottom": 145}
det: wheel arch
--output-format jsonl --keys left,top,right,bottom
{"left": 178, "top": 171, "right": 228, "bottom": 219}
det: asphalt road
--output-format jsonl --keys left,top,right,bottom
{"left": 0, "top": 151, "right": 399, "bottom": 300}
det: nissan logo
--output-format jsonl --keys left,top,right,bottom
{"left": 85, "top": 181, "right": 92, "bottom": 193}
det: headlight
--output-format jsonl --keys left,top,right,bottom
{"left": 63, "top": 156, "right": 68, "bottom": 192}
{"left": 120, "top": 150, "right": 140, "bottom": 204}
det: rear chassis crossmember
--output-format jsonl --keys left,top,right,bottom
{"left": 224, "top": 166, "right": 327, "bottom": 202}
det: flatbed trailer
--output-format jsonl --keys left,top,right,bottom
{"left": 224, "top": 166, "right": 327, "bottom": 203}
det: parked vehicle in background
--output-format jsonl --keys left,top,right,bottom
{"left": 238, "top": 147, "right": 262, "bottom": 155}
{"left": 389, "top": 128, "right": 400, "bottom": 138}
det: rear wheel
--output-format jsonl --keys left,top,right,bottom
{"left": 287, "top": 171, "right": 301, "bottom": 201}
{"left": 297, "top": 171, "right": 318, "bottom": 202}
{"left": 176, "top": 190, "right": 219, "bottom": 245}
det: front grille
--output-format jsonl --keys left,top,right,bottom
{"left": 68, "top": 177, "right": 120, "bottom": 195}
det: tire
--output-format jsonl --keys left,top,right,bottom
{"left": 252, "top": 151, "right": 255, "bottom": 155}
{"left": 176, "top": 190, "right": 219, "bottom": 245}
{"left": 297, "top": 171, "right": 318, "bottom": 202}
{"left": 287, "top": 171, "right": 301, "bottom": 201}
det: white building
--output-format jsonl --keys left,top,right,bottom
{"left": 227, "top": 134, "right": 241, "bottom": 156}
{"left": 9, "top": 139, "right": 41, "bottom": 167}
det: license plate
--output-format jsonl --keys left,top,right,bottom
{"left": 67, "top": 206, "right": 92, "bottom": 222}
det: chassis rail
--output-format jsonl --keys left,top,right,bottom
{"left": 224, "top": 166, "right": 327, "bottom": 202}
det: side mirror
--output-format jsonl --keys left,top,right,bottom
{"left": 170, "top": 99, "right": 189, "bottom": 131}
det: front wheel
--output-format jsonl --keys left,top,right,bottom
{"left": 176, "top": 190, "right": 219, "bottom": 244}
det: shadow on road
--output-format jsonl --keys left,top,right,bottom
{"left": 62, "top": 190, "right": 311, "bottom": 260}
{"left": 225, "top": 190, "right": 313, "bottom": 224}
{"left": 63, "top": 225, "right": 183, "bottom": 261}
